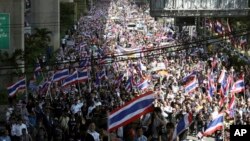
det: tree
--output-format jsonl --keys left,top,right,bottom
{"left": 24, "top": 28, "right": 52, "bottom": 66}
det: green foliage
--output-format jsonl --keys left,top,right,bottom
{"left": 24, "top": 28, "right": 52, "bottom": 65}
{"left": 60, "top": 2, "right": 75, "bottom": 38}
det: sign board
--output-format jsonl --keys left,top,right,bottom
{"left": 0, "top": 13, "right": 10, "bottom": 49}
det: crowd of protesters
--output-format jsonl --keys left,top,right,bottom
{"left": 1, "top": 0, "right": 250, "bottom": 141}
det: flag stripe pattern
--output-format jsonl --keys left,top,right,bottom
{"left": 62, "top": 71, "right": 78, "bottom": 87}
{"left": 185, "top": 77, "right": 198, "bottom": 94}
{"left": 173, "top": 113, "right": 193, "bottom": 140}
{"left": 203, "top": 113, "right": 224, "bottom": 136}
{"left": 78, "top": 69, "right": 88, "bottom": 82}
{"left": 231, "top": 79, "right": 244, "bottom": 93}
{"left": 108, "top": 91, "right": 155, "bottom": 131}
{"left": 53, "top": 69, "right": 69, "bottom": 82}
{"left": 7, "top": 78, "right": 26, "bottom": 96}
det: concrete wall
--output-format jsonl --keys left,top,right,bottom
{"left": 0, "top": 0, "right": 25, "bottom": 90}
{"left": 0, "top": 0, "right": 24, "bottom": 53}
{"left": 31, "top": 0, "right": 60, "bottom": 50}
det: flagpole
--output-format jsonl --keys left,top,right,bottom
{"left": 223, "top": 113, "right": 225, "bottom": 141}
{"left": 243, "top": 75, "right": 246, "bottom": 101}
{"left": 45, "top": 81, "right": 52, "bottom": 101}
{"left": 25, "top": 75, "right": 28, "bottom": 103}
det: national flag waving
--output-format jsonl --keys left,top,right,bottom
{"left": 79, "top": 58, "right": 90, "bottom": 69}
{"left": 218, "top": 70, "right": 226, "bottom": 84}
{"left": 77, "top": 69, "right": 89, "bottom": 82}
{"left": 231, "top": 78, "right": 244, "bottom": 94}
{"left": 98, "top": 69, "right": 107, "bottom": 80}
{"left": 114, "top": 73, "right": 124, "bottom": 88}
{"left": 203, "top": 113, "right": 224, "bottom": 136}
{"left": 125, "top": 76, "right": 132, "bottom": 92}
{"left": 173, "top": 113, "right": 193, "bottom": 140}
{"left": 182, "top": 71, "right": 196, "bottom": 83}
{"left": 137, "top": 79, "right": 149, "bottom": 90}
{"left": 108, "top": 91, "right": 155, "bottom": 131}
{"left": 34, "top": 63, "right": 42, "bottom": 79}
{"left": 62, "top": 71, "right": 78, "bottom": 87}
{"left": 185, "top": 76, "right": 198, "bottom": 94}
{"left": 7, "top": 78, "right": 26, "bottom": 96}
{"left": 52, "top": 69, "right": 69, "bottom": 82}
{"left": 207, "top": 72, "right": 216, "bottom": 101}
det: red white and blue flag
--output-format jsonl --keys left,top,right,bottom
{"left": 108, "top": 91, "right": 155, "bottom": 131}
{"left": 79, "top": 58, "right": 90, "bottom": 69}
{"left": 173, "top": 113, "right": 193, "bottom": 140}
{"left": 77, "top": 69, "right": 89, "bottom": 82}
{"left": 98, "top": 69, "right": 107, "bottom": 80}
{"left": 231, "top": 78, "right": 245, "bottom": 94}
{"left": 125, "top": 77, "right": 133, "bottom": 92}
{"left": 218, "top": 70, "right": 226, "bottom": 84}
{"left": 203, "top": 113, "right": 224, "bottom": 136}
{"left": 227, "top": 94, "right": 236, "bottom": 118}
{"left": 185, "top": 76, "right": 198, "bottom": 94}
{"left": 52, "top": 69, "right": 69, "bottom": 82}
{"left": 34, "top": 63, "right": 42, "bottom": 79}
{"left": 62, "top": 71, "right": 78, "bottom": 87}
{"left": 207, "top": 72, "right": 216, "bottom": 101}
{"left": 137, "top": 79, "right": 149, "bottom": 90}
{"left": 7, "top": 78, "right": 26, "bottom": 96}
{"left": 182, "top": 71, "right": 196, "bottom": 83}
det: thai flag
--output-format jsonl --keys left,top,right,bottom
{"left": 173, "top": 113, "right": 193, "bottom": 140}
{"left": 62, "top": 71, "right": 78, "bottom": 87}
{"left": 52, "top": 69, "right": 69, "bottom": 82}
{"left": 79, "top": 58, "right": 90, "bottom": 69}
{"left": 227, "top": 95, "right": 235, "bottom": 118}
{"left": 33, "top": 63, "right": 42, "bottom": 80}
{"left": 207, "top": 73, "right": 216, "bottom": 101}
{"left": 185, "top": 77, "right": 198, "bottom": 94}
{"left": 77, "top": 69, "right": 88, "bottom": 82}
{"left": 182, "top": 71, "right": 196, "bottom": 82}
{"left": 231, "top": 79, "right": 245, "bottom": 94}
{"left": 108, "top": 91, "right": 155, "bottom": 131}
{"left": 219, "top": 70, "right": 228, "bottom": 96}
{"left": 98, "top": 69, "right": 107, "bottom": 79}
{"left": 137, "top": 79, "right": 149, "bottom": 90}
{"left": 228, "top": 94, "right": 235, "bottom": 110}
{"left": 218, "top": 70, "right": 226, "bottom": 84}
{"left": 225, "top": 74, "right": 233, "bottom": 96}
{"left": 125, "top": 77, "right": 132, "bottom": 92}
{"left": 207, "top": 85, "right": 214, "bottom": 101}
{"left": 39, "top": 80, "right": 50, "bottom": 94}
{"left": 114, "top": 73, "right": 124, "bottom": 87}
{"left": 7, "top": 78, "right": 26, "bottom": 96}
{"left": 203, "top": 113, "right": 224, "bottom": 136}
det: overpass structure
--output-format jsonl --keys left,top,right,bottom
{"left": 150, "top": 0, "right": 250, "bottom": 17}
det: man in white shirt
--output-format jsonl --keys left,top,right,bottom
{"left": 13, "top": 119, "right": 28, "bottom": 138}
{"left": 87, "top": 122, "right": 100, "bottom": 141}
{"left": 70, "top": 100, "right": 84, "bottom": 114}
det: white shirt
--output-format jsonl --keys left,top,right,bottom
{"left": 87, "top": 130, "right": 100, "bottom": 141}
{"left": 71, "top": 102, "right": 84, "bottom": 114}
{"left": 12, "top": 123, "right": 28, "bottom": 137}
